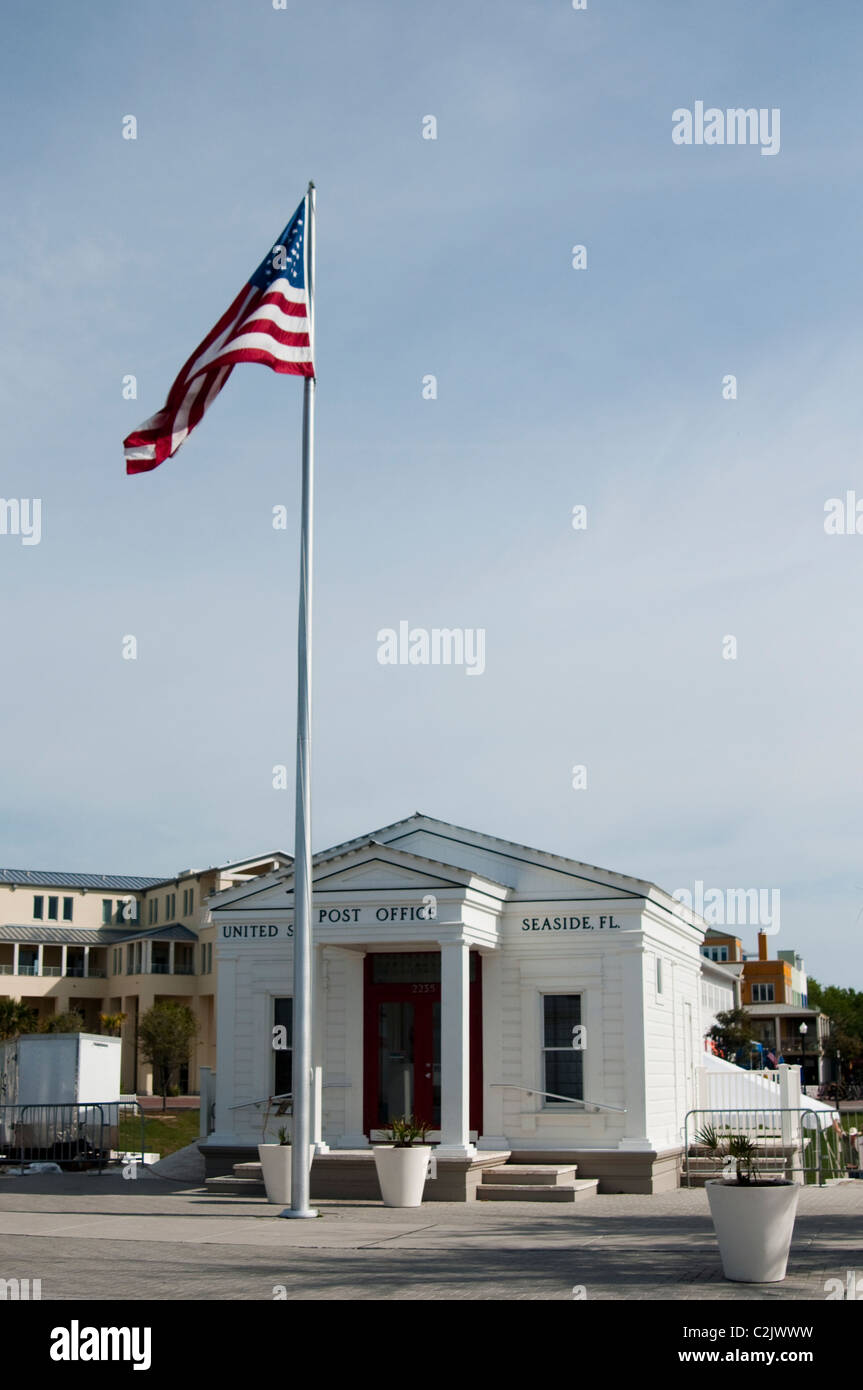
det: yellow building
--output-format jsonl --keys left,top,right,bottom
{"left": 0, "top": 854, "right": 288, "bottom": 1094}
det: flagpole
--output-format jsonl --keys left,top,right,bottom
{"left": 283, "top": 181, "right": 317, "bottom": 1219}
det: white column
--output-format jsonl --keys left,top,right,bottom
{"left": 618, "top": 945, "right": 652, "bottom": 1150}
{"left": 209, "top": 950, "right": 238, "bottom": 1145}
{"left": 778, "top": 1064, "right": 804, "bottom": 1184}
{"left": 337, "top": 949, "right": 368, "bottom": 1148}
{"left": 438, "top": 940, "right": 475, "bottom": 1158}
{"left": 199, "top": 1067, "right": 212, "bottom": 1139}
{"left": 83, "top": 946, "right": 90, "bottom": 979}
{"left": 36, "top": 944, "right": 44, "bottom": 977}
{"left": 12, "top": 944, "right": 19, "bottom": 975}
{"left": 60, "top": 945, "right": 68, "bottom": 977}
{"left": 774, "top": 1014, "right": 782, "bottom": 1053}
{"left": 168, "top": 942, "right": 175, "bottom": 976}
{"left": 311, "top": 945, "right": 329, "bottom": 1152}
{"left": 477, "top": 950, "right": 507, "bottom": 1149}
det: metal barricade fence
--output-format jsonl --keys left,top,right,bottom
{"left": 115, "top": 1099, "right": 149, "bottom": 1169}
{"left": 683, "top": 1108, "right": 826, "bottom": 1187}
{"left": 0, "top": 1103, "right": 107, "bottom": 1171}
{"left": 0, "top": 1101, "right": 150, "bottom": 1173}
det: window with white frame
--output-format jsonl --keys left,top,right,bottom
{"left": 751, "top": 983, "right": 775, "bottom": 1003}
{"left": 701, "top": 945, "right": 729, "bottom": 962}
{"left": 541, "top": 994, "right": 583, "bottom": 1105}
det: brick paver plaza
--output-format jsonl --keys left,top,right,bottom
{"left": 0, "top": 1172, "right": 860, "bottom": 1300}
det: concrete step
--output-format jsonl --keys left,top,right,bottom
{"left": 686, "top": 1158, "right": 787, "bottom": 1175}
{"left": 483, "top": 1164, "right": 578, "bottom": 1187}
{"left": 688, "top": 1146, "right": 789, "bottom": 1158}
{"left": 477, "top": 1178, "right": 598, "bottom": 1202}
{"left": 684, "top": 1159, "right": 788, "bottom": 1188}
{"left": 205, "top": 1175, "right": 264, "bottom": 1194}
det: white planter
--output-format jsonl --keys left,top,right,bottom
{"left": 257, "top": 1144, "right": 315, "bottom": 1206}
{"left": 373, "top": 1145, "right": 432, "bottom": 1207}
{"left": 706, "top": 1180, "right": 800, "bottom": 1283}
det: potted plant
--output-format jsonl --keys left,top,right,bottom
{"left": 373, "top": 1116, "right": 433, "bottom": 1208}
{"left": 698, "top": 1124, "right": 800, "bottom": 1283}
{"left": 256, "top": 1097, "right": 314, "bottom": 1205}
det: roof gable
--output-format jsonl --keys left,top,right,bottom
{"left": 209, "top": 839, "right": 509, "bottom": 912}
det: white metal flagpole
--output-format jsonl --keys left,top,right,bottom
{"left": 282, "top": 181, "right": 317, "bottom": 1219}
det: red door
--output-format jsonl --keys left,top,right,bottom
{"left": 363, "top": 952, "right": 482, "bottom": 1135}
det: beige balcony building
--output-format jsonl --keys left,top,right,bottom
{"left": 0, "top": 854, "right": 288, "bottom": 1093}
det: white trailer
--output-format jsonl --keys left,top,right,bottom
{"left": 0, "top": 1033, "right": 122, "bottom": 1167}
{"left": 0, "top": 1033, "right": 120, "bottom": 1106}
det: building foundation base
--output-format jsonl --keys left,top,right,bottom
{"left": 199, "top": 1142, "right": 683, "bottom": 1197}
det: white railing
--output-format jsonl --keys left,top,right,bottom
{"left": 697, "top": 1065, "right": 784, "bottom": 1115}
{"left": 489, "top": 1082, "right": 626, "bottom": 1114}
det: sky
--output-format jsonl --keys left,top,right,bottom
{"left": 0, "top": 0, "right": 861, "bottom": 984}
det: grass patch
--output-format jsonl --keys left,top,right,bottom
{"left": 119, "top": 1109, "right": 201, "bottom": 1158}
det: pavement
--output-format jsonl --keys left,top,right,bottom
{"left": 0, "top": 1171, "right": 860, "bottom": 1300}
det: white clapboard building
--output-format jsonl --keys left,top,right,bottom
{"left": 203, "top": 814, "right": 706, "bottom": 1196}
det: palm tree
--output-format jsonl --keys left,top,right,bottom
{"left": 39, "top": 1010, "right": 86, "bottom": 1033}
{"left": 0, "top": 998, "right": 38, "bottom": 1040}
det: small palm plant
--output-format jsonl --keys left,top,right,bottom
{"left": 696, "top": 1124, "right": 761, "bottom": 1184}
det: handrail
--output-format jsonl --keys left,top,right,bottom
{"left": 489, "top": 1082, "right": 626, "bottom": 1114}
{"left": 228, "top": 1081, "right": 350, "bottom": 1113}
{"left": 229, "top": 1092, "right": 292, "bottom": 1112}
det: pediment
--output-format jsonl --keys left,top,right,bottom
{"left": 208, "top": 839, "right": 508, "bottom": 915}
{"left": 315, "top": 857, "right": 458, "bottom": 893}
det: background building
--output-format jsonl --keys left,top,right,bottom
{"left": 699, "top": 926, "right": 831, "bottom": 1083}
{"left": 0, "top": 855, "right": 289, "bottom": 1092}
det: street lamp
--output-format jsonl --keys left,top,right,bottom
{"left": 799, "top": 1021, "right": 808, "bottom": 1088}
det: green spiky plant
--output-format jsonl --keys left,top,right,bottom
{"left": 382, "top": 1115, "right": 432, "bottom": 1148}
{"left": 695, "top": 1124, "right": 769, "bottom": 1184}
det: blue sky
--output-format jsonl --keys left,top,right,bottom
{"left": 1, "top": 0, "right": 861, "bottom": 983}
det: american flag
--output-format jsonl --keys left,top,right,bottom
{"left": 125, "top": 196, "right": 314, "bottom": 475}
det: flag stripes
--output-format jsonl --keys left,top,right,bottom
{"left": 125, "top": 198, "right": 313, "bottom": 475}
